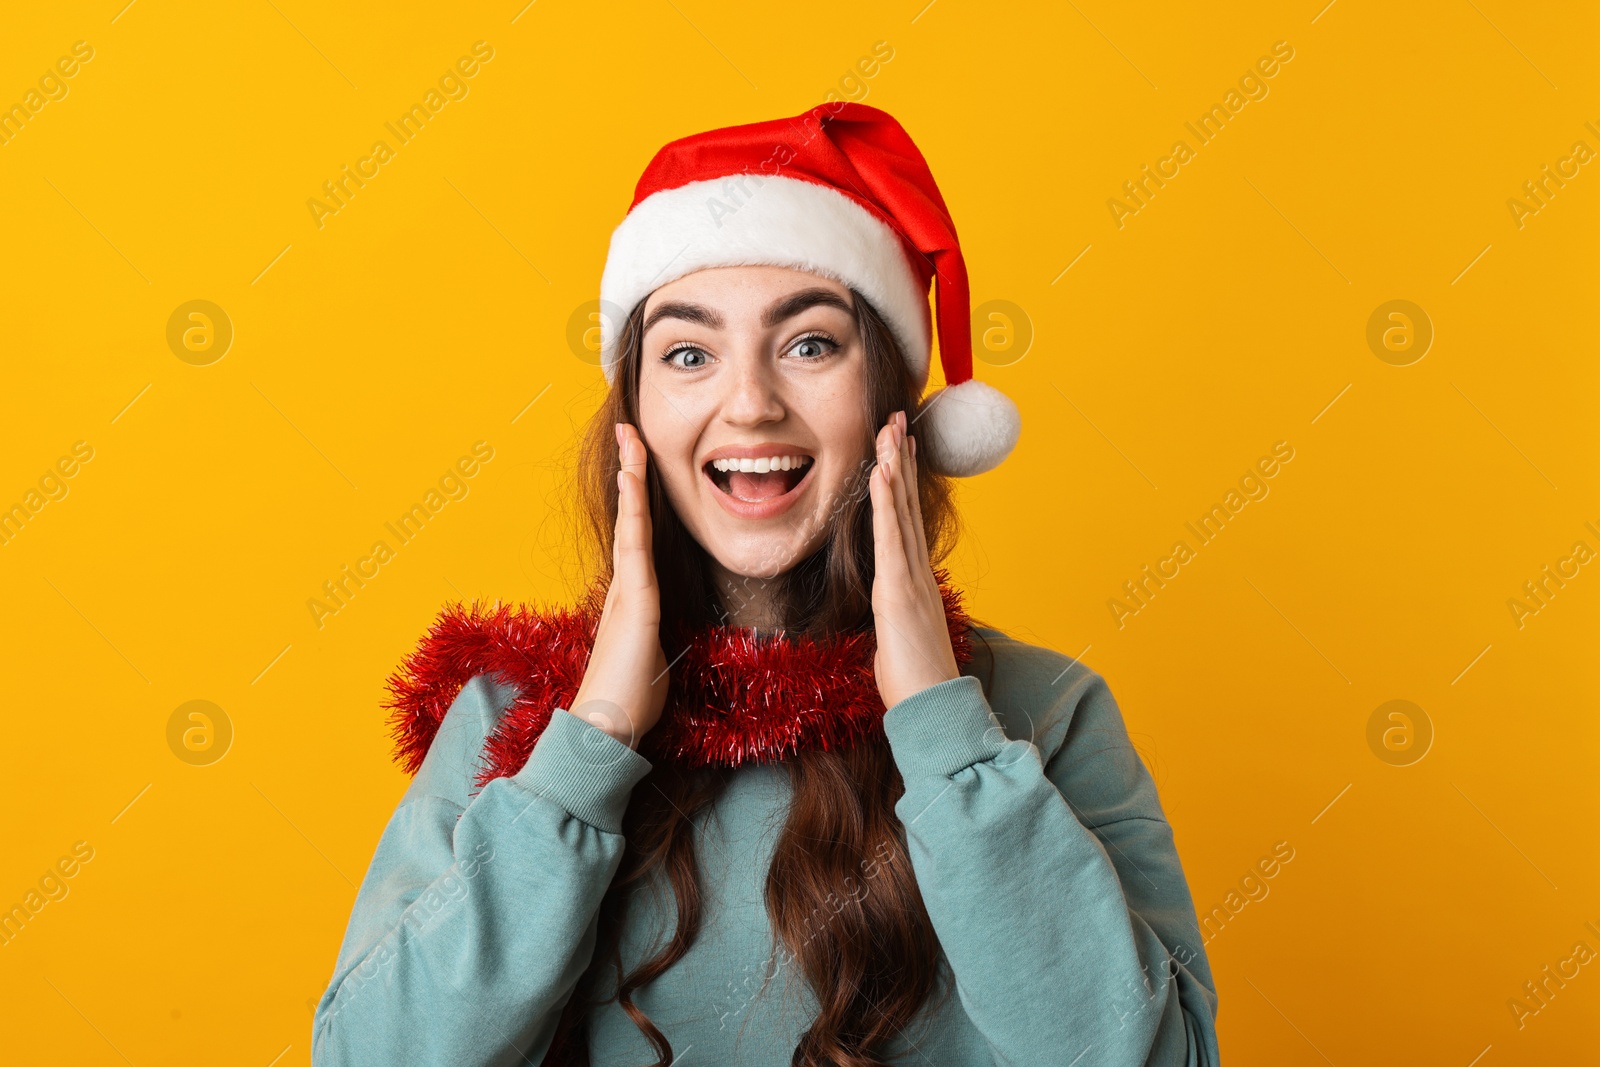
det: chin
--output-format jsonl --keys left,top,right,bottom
{"left": 703, "top": 535, "right": 815, "bottom": 582}
{"left": 696, "top": 490, "right": 823, "bottom": 564}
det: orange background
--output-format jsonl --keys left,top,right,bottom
{"left": 2, "top": 1, "right": 1595, "bottom": 1063}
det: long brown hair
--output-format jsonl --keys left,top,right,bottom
{"left": 543, "top": 285, "right": 986, "bottom": 1066}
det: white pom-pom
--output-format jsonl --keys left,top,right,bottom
{"left": 914, "top": 378, "right": 1021, "bottom": 478}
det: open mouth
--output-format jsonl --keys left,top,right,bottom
{"left": 703, "top": 454, "right": 816, "bottom": 505}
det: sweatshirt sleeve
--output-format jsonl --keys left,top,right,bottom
{"left": 311, "top": 673, "right": 653, "bottom": 1067}
{"left": 880, "top": 665, "right": 1220, "bottom": 1067}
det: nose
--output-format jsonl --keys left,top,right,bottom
{"left": 717, "top": 345, "right": 786, "bottom": 427}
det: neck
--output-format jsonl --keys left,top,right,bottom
{"left": 708, "top": 560, "right": 787, "bottom": 632}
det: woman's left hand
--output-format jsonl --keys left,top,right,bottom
{"left": 869, "top": 409, "right": 961, "bottom": 711}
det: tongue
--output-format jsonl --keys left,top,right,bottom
{"left": 729, "top": 470, "right": 790, "bottom": 502}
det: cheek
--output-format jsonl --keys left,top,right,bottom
{"left": 636, "top": 421, "right": 709, "bottom": 524}
{"left": 640, "top": 367, "right": 721, "bottom": 431}
{"left": 808, "top": 355, "right": 869, "bottom": 409}
{"left": 639, "top": 425, "right": 695, "bottom": 486}
{"left": 806, "top": 409, "right": 874, "bottom": 515}
{"left": 819, "top": 400, "right": 872, "bottom": 466}
{"left": 801, "top": 359, "right": 871, "bottom": 436}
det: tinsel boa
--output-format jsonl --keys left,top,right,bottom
{"left": 383, "top": 571, "right": 975, "bottom": 786}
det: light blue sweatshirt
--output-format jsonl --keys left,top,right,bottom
{"left": 312, "top": 625, "right": 1221, "bottom": 1065}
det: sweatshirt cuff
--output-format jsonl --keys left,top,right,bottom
{"left": 881, "top": 674, "right": 1008, "bottom": 780}
{"left": 509, "top": 707, "right": 653, "bottom": 833}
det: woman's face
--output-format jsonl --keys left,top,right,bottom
{"left": 636, "top": 264, "right": 872, "bottom": 585}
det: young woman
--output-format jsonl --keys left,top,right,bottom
{"left": 313, "top": 103, "right": 1220, "bottom": 1066}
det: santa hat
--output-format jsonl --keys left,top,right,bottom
{"left": 597, "top": 102, "right": 1021, "bottom": 478}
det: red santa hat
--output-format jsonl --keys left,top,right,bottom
{"left": 598, "top": 102, "right": 1021, "bottom": 478}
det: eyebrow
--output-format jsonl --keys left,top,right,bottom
{"left": 642, "top": 287, "right": 854, "bottom": 334}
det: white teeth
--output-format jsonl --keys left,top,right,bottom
{"left": 710, "top": 455, "right": 812, "bottom": 473}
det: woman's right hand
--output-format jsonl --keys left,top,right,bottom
{"left": 568, "top": 422, "right": 670, "bottom": 750}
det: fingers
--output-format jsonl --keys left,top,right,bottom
{"left": 883, "top": 412, "right": 924, "bottom": 584}
{"left": 906, "top": 425, "right": 932, "bottom": 571}
{"left": 892, "top": 412, "right": 927, "bottom": 572}
{"left": 619, "top": 421, "right": 649, "bottom": 486}
{"left": 614, "top": 423, "right": 656, "bottom": 589}
{"left": 870, "top": 419, "right": 907, "bottom": 585}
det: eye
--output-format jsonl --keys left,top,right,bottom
{"left": 787, "top": 332, "right": 839, "bottom": 361}
{"left": 660, "top": 343, "right": 711, "bottom": 370}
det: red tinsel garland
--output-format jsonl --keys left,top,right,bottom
{"left": 382, "top": 571, "right": 975, "bottom": 787}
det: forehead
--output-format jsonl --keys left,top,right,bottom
{"left": 643, "top": 264, "right": 851, "bottom": 312}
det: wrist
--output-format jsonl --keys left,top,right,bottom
{"left": 596, "top": 720, "right": 640, "bottom": 750}
{"left": 569, "top": 694, "right": 643, "bottom": 751}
